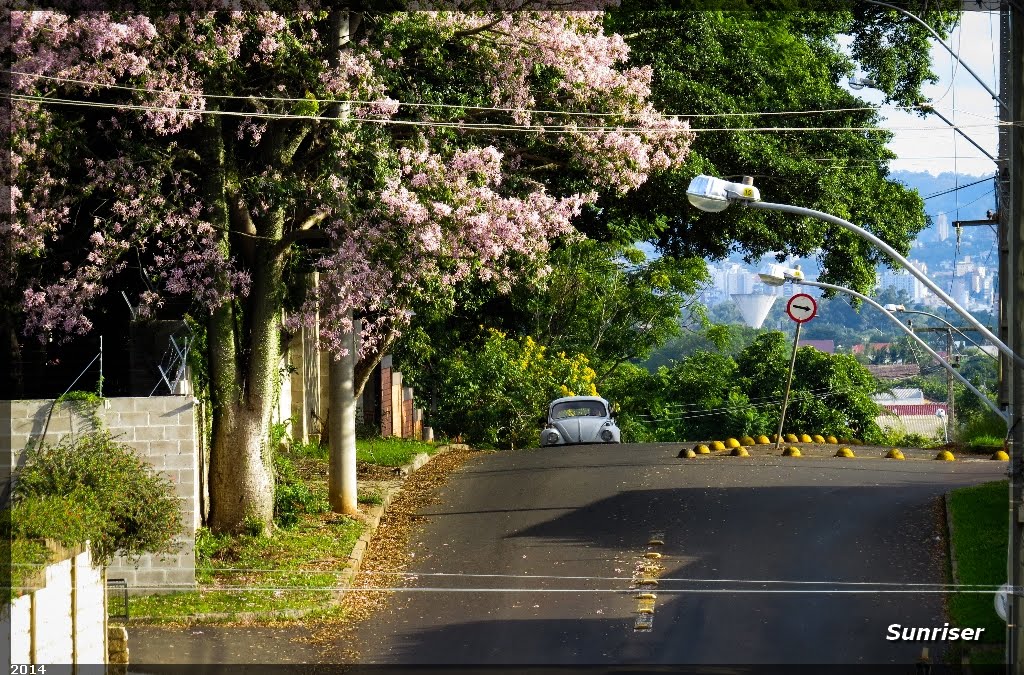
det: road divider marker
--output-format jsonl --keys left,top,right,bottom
{"left": 633, "top": 533, "right": 667, "bottom": 632}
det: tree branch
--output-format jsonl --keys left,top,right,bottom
{"left": 273, "top": 212, "right": 330, "bottom": 256}
{"left": 451, "top": 17, "right": 505, "bottom": 38}
{"left": 226, "top": 187, "right": 258, "bottom": 267}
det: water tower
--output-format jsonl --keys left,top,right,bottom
{"left": 730, "top": 293, "right": 777, "bottom": 329}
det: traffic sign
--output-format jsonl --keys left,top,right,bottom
{"left": 786, "top": 293, "right": 817, "bottom": 323}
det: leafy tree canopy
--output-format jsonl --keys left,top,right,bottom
{"left": 599, "top": 2, "right": 959, "bottom": 295}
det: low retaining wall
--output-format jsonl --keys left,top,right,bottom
{"left": 3, "top": 542, "right": 107, "bottom": 666}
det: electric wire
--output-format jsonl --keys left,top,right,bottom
{"left": 934, "top": 188, "right": 995, "bottom": 214}
{"left": 10, "top": 70, "right": 933, "bottom": 119}
{"left": 922, "top": 175, "right": 996, "bottom": 199}
{"left": 29, "top": 585, "right": 1009, "bottom": 594}
{"left": 632, "top": 388, "right": 859, "bottom": 422}
{"left": 653, "top": 384, "right": 842, "bottom": 410}
{"left": 91, "top": 567, "right": 998, "bottom": 590}
{"left": 10, "top": 94, "right": 1019, "bottom": 136}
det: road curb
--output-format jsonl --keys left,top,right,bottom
{"left": 944, "top": 493, "right": 961, "bottom": 586}
{"left": 138, "top": 443, "right": 468, "bottom": 624}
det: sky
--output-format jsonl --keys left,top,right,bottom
{"left": 859, "top": 10, "right": 1002, "bottom": 178}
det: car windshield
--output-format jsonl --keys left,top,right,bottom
{"left": 550, "top": 401, "right": 606, "bottom": 419}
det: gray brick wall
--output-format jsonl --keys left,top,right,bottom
{"left": 1, "top": 397, "right": 198, "bottom": 593}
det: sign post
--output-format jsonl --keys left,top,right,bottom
{"left": 775, "top": 294, "right": 818, "bottom": 450}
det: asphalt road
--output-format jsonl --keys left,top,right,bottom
{"left": 349, "top": 442, "right": 1006, "bottom": 667}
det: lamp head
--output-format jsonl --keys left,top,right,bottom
{"left": 883, "top": 304, "right": 906, "bottom": 312}
{"left": 757, "top": 263, "right": 804, "bottom": 286}
{"left": 848, "top": 76, "right": 878, "bottom": 91}
{"left": 686, "top": 175, "right": 761, "bottom": 212}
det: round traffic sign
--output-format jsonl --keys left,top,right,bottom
{"left": 786, "top": 293, "right": 817, "bottom": 323}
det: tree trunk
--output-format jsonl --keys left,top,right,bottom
{"left": 209, "top": 399, "right": 275, "bottom": 533}
{"left": 200, "top": 108, "right": 281, "bottom": 535}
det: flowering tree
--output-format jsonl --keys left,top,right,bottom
{"left": 9, "top": 7, "right": 692, "bottom": 533}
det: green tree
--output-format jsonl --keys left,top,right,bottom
{"left": 601, "top": 4, "right": 957, "bottom": 294}
{"left": 520, "top": 240, "right": 709, "bottom": 378}
{"left": 431, "top": 329, "right": 600, "bottom": 449}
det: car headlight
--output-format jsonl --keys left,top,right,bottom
{"left": 600, "top": 429, "right": 613, "bottom": 442}
{"left": 546, "top": 431, "right": 560, "bottom": 445}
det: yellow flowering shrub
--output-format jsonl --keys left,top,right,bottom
{"left": 433, "top": 329, "right": 600, "bottom": 449}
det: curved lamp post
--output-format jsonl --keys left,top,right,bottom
{"left": 685, "top": 175, "right": 1024, "bottom": 368}
{"left": 758, "top": 268, "right": 1007, "bottom": 424}
{"left": 883, "top": 304, "right": 997, "bottom": 359}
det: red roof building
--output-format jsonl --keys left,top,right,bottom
{"left": 798, "top": 339, "right": 835, "bottom": 354}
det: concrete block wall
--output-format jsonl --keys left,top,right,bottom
{"left": 2, "top": 543, "right": 107, "bottom": 666}
{"left": 2, "top": 397, "right": 198, "bottom": 592}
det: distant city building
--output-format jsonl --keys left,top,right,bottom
{"left": 937, "top": 213, "right": 949, "bottom": 242}
{"left": 951, "top": 277, "right": 970, "bottom": 310}
{"left": 876, "top": 259, "right": 930, "bottom": 303}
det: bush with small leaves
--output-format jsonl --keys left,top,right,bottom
{"left": 9, "top": 432, "right": 183, "bottom": 563}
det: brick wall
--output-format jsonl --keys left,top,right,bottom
{"left": 380, "top": 357, "right": 394, "bottom": 437}
{"left": 2, "top": 397, "right": 198, "bottom": 592}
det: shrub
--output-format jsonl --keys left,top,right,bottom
{"left": 272, "top": 452, "right": 327, "bottom": 528}
{"left": 10, "top": 432, "right": 183, "bottom": 563}
{"left": 432, "top": 329, "right": 600, "bottom": 449}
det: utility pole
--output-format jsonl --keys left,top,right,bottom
{"left": 1001, "top": 0, "right": 1023, "bottom": 670}
{"left": 947, "top": 328, "right": 956, "bottom": 440}
{"left": 326, "top": 7, "right": 360, "bottom": 516}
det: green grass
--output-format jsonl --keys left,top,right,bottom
{"left": 947, "top": 480, "right": 1008, "bottom": 645}
{"left": 358, "top": 489, "right": 384, "bottom": 505}
{"left": 965, "top": 434, "right": 1005, "bottom": 452}
{"left": 356, "top": 437, "right": 438, "bottom": 467}
{"left": 124, "top": 433, "right": 438, "bottom": 623}
{"left": 289, "top": 436, "right": 437, "bottom": 467}
{"left": 127, "top": 506, "right": 363, "bottom": 623}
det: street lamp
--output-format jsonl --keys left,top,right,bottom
{"left": 757, "top": 267, "right": 1008, "bottom": 424}
{"left": 883, "top": 304, "right": 996, "bottom": 359}
{"left": 685, "top": 174, "right": 1023, "bottom": 367}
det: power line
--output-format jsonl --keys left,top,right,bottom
{"left": 922, "top": 175, "right": 997, "bottom": 199}
{"left": 11, "top": 70, "right": 932, "bottom": 120}
{"left": 11, "top": 93, "right": 1020, "bottom": 136}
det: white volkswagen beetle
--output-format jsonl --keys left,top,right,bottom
{"left": 540, "top": 396, "right": 621, "bottom": 447}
